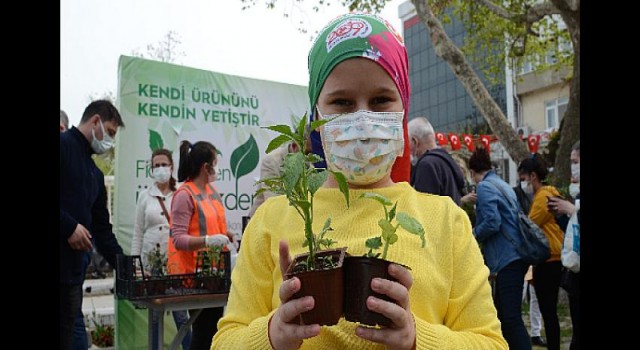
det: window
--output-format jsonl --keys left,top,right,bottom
{"left": 520, "top": 58, "right": 535, "bottom": 74}
{"left": 545, "top": 96, "right": 569, "bottom": 129}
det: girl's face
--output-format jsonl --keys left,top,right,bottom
{"left": 317, "top": 58, "right": 403, "bottom": 116}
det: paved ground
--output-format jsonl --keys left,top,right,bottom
{"left": 522, "top": 293, "right": 574, "bottom": 349}
{"left": 82, "top": 277, "right": 116, "bottom": 327}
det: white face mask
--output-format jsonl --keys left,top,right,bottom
{"left": 520, "top": 180, "right": 534, "bottom": 195}
{"left": 410, "top": 154, "right": 417, "bottom": 166}
{"left": 91, "top": 118, "right": 114, "bottom": 154}
{"left": 571, "top": 163, "right": 580, "bottom": 182}
{"left": 318, "top": 108, "right": 404, "bottom": 185}
{"left": 569, "top": 183, "right": 580, "bottom": 198}
{"left": 152, "top": 166, "right": 171, "bottom": 184}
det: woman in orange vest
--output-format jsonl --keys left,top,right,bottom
{"left": 168, "top": 140, "right": 232, "bottom": 350}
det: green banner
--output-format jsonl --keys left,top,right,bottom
{"left": 114, "top": 55, "right": 308, "bottom": 348}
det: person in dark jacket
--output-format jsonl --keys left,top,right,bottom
{"left": 408, "top": 117, "right": 465, "bottom": 205}
{"left": 60, "top": 99, "right": 125, "bottom": 350}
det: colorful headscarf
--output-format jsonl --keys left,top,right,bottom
{"left": 307, "top": 13, "right": 411, "bottom": 183}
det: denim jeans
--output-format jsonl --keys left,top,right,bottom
{"left": 495, "top": 259, "right": 532, "bottom": 350}
{"left": 72, "top": 251, "right": 91, "bottom": 350}
{"left": 72, "top": 309, "right": 88, "bottom": 350}
{"left": 60, "top": 284, "right": 84, "bottom": 350}
{"left": 152, "top": 310, "right": 192, "bottom": 350}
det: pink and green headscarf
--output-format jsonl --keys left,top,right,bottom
{"left": 308, "top": 13, "right": 411, "bottom": 183}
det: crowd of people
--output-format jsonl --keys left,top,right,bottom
{"left": 61, "top": 12, "right": 579, "bottom": 350}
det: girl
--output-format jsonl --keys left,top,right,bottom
{"left": 213, "top": 13, "right": 507, "bottom": 349}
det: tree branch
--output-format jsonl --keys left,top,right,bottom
{"left": 526, "top": 2, "right": 561, "bottom": 23}
{"left": 474, "top": 0, "right": 514, "bottom": 20}
{"left": 549, "top": 0, "right": 579, "bottom": 13}
{"left": 474, "top": 0, "right": 560, "bottom": 24}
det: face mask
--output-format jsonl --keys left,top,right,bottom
{"left": 569, "top": 183, "right": 580, "bottom": 198}
{"left": 520, "top": 180, "right": 534, "bottom": 195}
{"left": 319, "top": 108, "right": 404, "bottom": 185}
{"left": 91, "top": 118, "right": 114, "bottom": 154}
{"left": 410, "top": 154, "right": 417, "bottom": 166}
{"left": 152, "top": 166, "right": 171, "bottom": 184}
{"left": 571, "top": 163, "right": 580, "bottom": 182}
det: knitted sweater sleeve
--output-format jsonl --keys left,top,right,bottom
{"left": 212, "top": 199, "right": 278, "bottom": 349}
{"left": 414, "top": 206, "right": 508, "bottom": 349}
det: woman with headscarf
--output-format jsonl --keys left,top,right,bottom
{"left": 213, "top": 13, "right": 506, "bottom": 349}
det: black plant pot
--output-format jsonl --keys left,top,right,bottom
{"left": 284, "top": 247, "right": 347, "bottom": 326}
{"left": 343, "top": 256, "right": 397, "bottom": 327}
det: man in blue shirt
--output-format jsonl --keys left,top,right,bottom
{"left": 60, "top": 100, "right": 124, "bottom": 350}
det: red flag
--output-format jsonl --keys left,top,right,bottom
{"left": 449, "top": 133, "right": 462, "bottom": 151}
{"left": 463, "top": 134, "right": 475, "bottom": 151}
{"left": 528, "top": 135, "right": 541, "bottom": 153}
{"left": 480, "top": 135, "right": 491, "bottom": 153}
{"left": 436, "top": 132, "right": 448, "bottom": 146}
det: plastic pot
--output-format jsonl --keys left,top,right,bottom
{"left": 284, "top": 247, "right": 347, "bottom": 326}
{"left": 343, "top": 256, "right": 397, "bottom": 327}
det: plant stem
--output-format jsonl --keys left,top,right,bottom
{"left": 381, "top": 224, "right": 400, "bottom": 260}
{"left": 303, "top": 204, "right": 315, "bottom": 269}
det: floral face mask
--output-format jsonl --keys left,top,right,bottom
{"left": 319, "top": 108, "right": 404, "bottom": 185}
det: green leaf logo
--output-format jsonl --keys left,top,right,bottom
{"left": 230, "top": 134, "right": 259, "bottom": 181}
{"left": 149, "top": 129, "right": 164, "bottom": 151}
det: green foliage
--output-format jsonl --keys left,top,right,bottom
{"left": 257, "top": 114, "right": 350, "bottom": 270}
{"left": 196, "top": 244, "right": 226, "bottom": 277}
{"left": 146, "top": 243, "right": 167, "bottom": 277}
{"left": 90, "top": 311, "right": 114, "bottom": 347}
{"left": 447, "top": 0, "right": 573, "bottom": 84}
{"left": 360, "top": 193, "right": 425, "bottom": 260}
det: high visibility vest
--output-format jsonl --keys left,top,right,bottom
{"left": 167, "top": 181, "right": 227, "bottom": 274}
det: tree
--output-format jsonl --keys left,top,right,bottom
{"left": 87, "top": 31, "right": 188, "bottom": 176}
{"left": 449, "top": 0, "right": 579, "bottom": 186}
{"left": 131, "top": 30, "right": 186, "bottom": 64}
{"left": 244, "top": 0, "right": 579, "bottom": 186}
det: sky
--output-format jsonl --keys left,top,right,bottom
{"left": 61, "top": 0, "right": 405, "bottom": 128}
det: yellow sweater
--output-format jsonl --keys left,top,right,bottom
{"left": 529, "top": 185, "right": 565, "bottom": 262}
{"left": 213, "top": 182, "right": 507, "bottom": 349}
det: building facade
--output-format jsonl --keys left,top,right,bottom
{"left": 398, "top": 1, "right": 517, "bottom": 183}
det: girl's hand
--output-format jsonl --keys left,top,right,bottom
{"left": 267, "top": 240, "right": 321, "bottom": 350}
{"left": 355, "top": 263, "right": 416, "bottom": 350}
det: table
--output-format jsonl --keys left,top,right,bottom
{"left": 133, "top": 293, "right": 228, "bottom": 350}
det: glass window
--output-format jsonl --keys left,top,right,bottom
{"left": 545, "top": 96, "right": 568, "bottom": 129}
{"left": 546, "top": 106, "right": 557, "bottom": 129}
{"left": 558, "top": 96, "right": 568, "bottom": 122}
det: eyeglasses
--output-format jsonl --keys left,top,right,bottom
{"left": 152, "top": 163, "right": 171, "bottom": 168}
